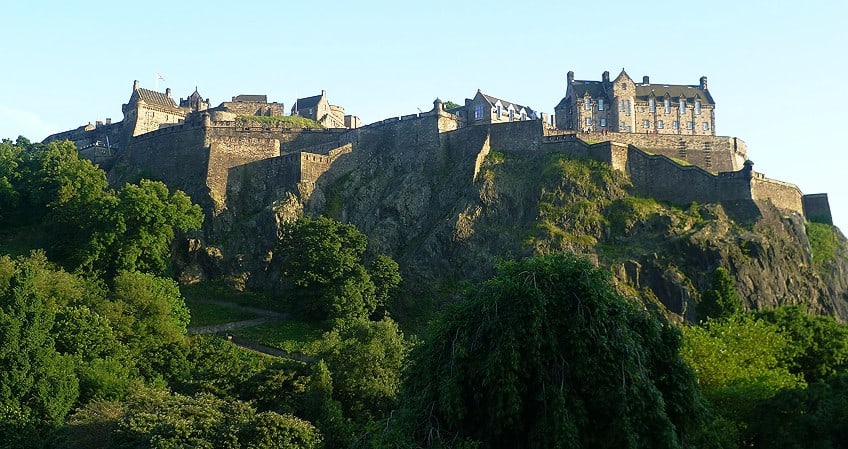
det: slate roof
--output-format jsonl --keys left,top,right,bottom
{"left": 294, "top": 93, "right": 323, "bottom": 110}
{"left": 134, "top": 88, "right": 177, "bottom": 108}
{"left": 478, "top": 92, "right": 537, "bottom": 118}
{"left": 635, "top": 84, "right": 714, "bottom": 104}
{"left": 557, "top": 76, "right": 714, "bottom": 107}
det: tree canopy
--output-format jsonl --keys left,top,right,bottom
{"left": 399, "top": 253, "right": 707, "bottom": 449}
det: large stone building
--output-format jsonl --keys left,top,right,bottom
{"left": 216, "top": 94, "right": 284, "bottom": 117}
{"left": 292, "top": 90, "right": 360, "bottom": 129}
{"left": 555, "top": 69, "right": 715, "bottom": 136}
{"left": 451, "top": 90, "right": 538, "bottom": 126}
{"left": 122, "top": 80, "right": 188, "bottom": 137}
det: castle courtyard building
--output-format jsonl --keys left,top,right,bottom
{"left": 555, "top": 69, "right": 715, "bottom": 136}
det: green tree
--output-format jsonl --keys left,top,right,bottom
{"left": 0, "top": 140, "right": 23, "bottom": 220}
{"left": 0, "top": 256, "right": 79, "bottom": 441}
{"left": 102, "top": 271, "right": 191, "bottom": 354}
{"left": 318, "top": 317, "right": 408, "bottom": 420}
{"left": 745, "top": 374, "right": 848, "bottom": 449}
{"left": 755, "top": 305, "right": 848, "bottom": 382}
{"left": 277, "top": 216, "right": 398, "bottom": 321}
{"left": 61, "top": 388, "right": 322, "bottom": 449}
{"left": 400, "top": 254, "right": 707, "bottom": 449}
{"left": 698, "top": 267, "right": 743, "bottom": 322}
{"left": 369, "top": 254, "right": 402, "bottom": 316}
{"left": 107, "top": 179, "right": 203, "bottom": 276}
{"left": 681, "top": 315, "right": 805, "bottom": 444}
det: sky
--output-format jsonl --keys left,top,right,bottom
{"left": 2, "top": 0, "right": 846, "bottom": 228}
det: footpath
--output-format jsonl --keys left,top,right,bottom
{"left": 187, "top": 299, "right": 314, "bottom": 363}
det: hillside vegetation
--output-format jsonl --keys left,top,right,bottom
{"left": 4, "top": 133, "right": 848, "bottom": 448}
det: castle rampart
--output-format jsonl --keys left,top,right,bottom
{"left": 570, "top": 131, "right": 747, "bottom": 173}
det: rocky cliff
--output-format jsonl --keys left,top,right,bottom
{"left": 165, "top": 119, "right": 848, "bottom": 322}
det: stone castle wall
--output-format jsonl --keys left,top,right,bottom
{"left": 572, "top": 131, "right": 747, "bottom": 173}
{"left": 219, "top": 101, "right": 285, "bottom": 117}
{"left": 110, "top": 122, "right": 211, "bottom": 209}
{"left": 751, "top": 175, "right": 804, "bottom": 215}
{"left": 803, "top": 193, "right": 833, "bottom": 224}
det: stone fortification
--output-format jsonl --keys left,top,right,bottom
{"left": 572, "top": 131, "right": 748, "bottom": 173}
{"left": 466, "top": 120, "right": 807, "bottom": 218}
{"left": 803, "top": 194, "right": 834, "bottom": 225}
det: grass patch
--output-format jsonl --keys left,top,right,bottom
{"left": 181, "top": 279, "right": 283, "bottom": 312}
{"left": 186, "top": 299, "right": 260, "bottom": 327}
{"left": 236, "top": 115, "right": 323, "bottom": 129}
{"left": 234, "top": 320, "right": 325, "bottom": 356}
{"left": 486, "top": 151, "right": 505, "bottom": 164}
{"left": 807, "top": 222, "right": 839, "bottom": 267}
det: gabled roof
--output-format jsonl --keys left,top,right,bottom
{"left": 188, "top": 89, "right": 204, "bottom": 101}
{"left": 568, "top": 80, "right": 611, "bottom": 100}
{"left": 477, "top": 91, "right": 536, "bottom": 117}
{"left": 635, "top": 84, "right": 714, "bottom": 104}
{"left": 294, "top": 93, "right": 324, "bottom": 110}
{"left": 134, "top": 88, "right": 177, "bottom": 108}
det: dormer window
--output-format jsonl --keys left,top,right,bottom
{"left": 497, "top": 105, "right": 502, "bottom": 118}
{"left": 695, "top": 100, "right": 701, "bottom": 115}
{"left": 474, "top": 105, "right": 484, "bottom": 120}
{"left": 680, "top": 99, "right": 687, "bottom": 113}
{"left": 664, "top": 98, "right": 670, "bottom": 113}
{"left": 649, "top": 97, "right": 656, "bottom": 113}
{"left": 598, "top": 99, "right": 605, "bottom": 111}
{"left": 584, "top": 97, "right": 591, "bottom": 110}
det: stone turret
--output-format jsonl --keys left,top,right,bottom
{"left": 433, "top": 97, "right": 444, "bottom": 112}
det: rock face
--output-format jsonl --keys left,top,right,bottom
{"left": 112, "top": 114, "right": 848, "bottom": 322}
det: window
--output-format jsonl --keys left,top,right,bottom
{"left": 497, "top": 105, "right": 502, "bottom": 118}
{"left": 620, "top": 100, "right": 625, "bottom": 111}
{"left": 687, "top": 121, "right": 694, "bottom": 130}
{"left": 657, "top": 120, "right": 664, "bottom": 129}
{"left": 643, "top": 120, "right": 650, "bottom": 129}
{"left": 620, "top": 121, "right": 626, "bottom": 130}
{"left": 600, "top": 118, "right": 607, "bottom": 127}
{"left": 584, "top": 98, "right": 591, "bottom": 110}
{"left": 703, "top": 122, "right": 710, "bottom": 131}
{"left": 664, "top": 98, "right": 670, "bottom": 113}
{"left": 598, "top": 98, "right": 604, "bottom": 111}
{"left": 509, "top": 110, "right": 514, "bottom": 121}
{"left": 673, "top": 121, "right": 679, "bottom": 129}
{"left": 474, "top": 105, "right": 484, "bottom": 120}
{"left": 695, "top": 100, "right": 701, "bottom": 115}
{"left": 626, "top": 100, "right": 631, "bottom": 116}
{"left": 649, "top": 97, "right": 656, "bottom": 113}
{"left": 585, "top": 117, "right": 593, "bottom": 126}
{"left": 520, "top": 111, "right": 526, "bottom": 120}
{"left": 680, "top": 99, "right": 687, "bottom": 113}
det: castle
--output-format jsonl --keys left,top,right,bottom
{"left": 555, "top": 69, "right": 716, "bottom": 135}
{"left": 43, "top": 72, "right": 834, "bottom": 226}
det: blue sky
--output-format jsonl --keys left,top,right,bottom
{"left": 2, "top": 0, "right": 846, "bottom": 229}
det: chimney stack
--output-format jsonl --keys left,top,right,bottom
{"left": 133, "top": 80, "right": 139, "bottom": 90}
{"left": 602, "top": 71, "right": 610, "bottom": 83}
{"left": 166, "top": 88, "right": 172, "bottom": 97}
{"left": 643, "top": 75, "right": 650, "bottom": 84}
{"left": 567, "top": 71, "right": 574, "bottom": 85}
{"left": 700, "top": 76, "right": 708, "bottom": 90}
